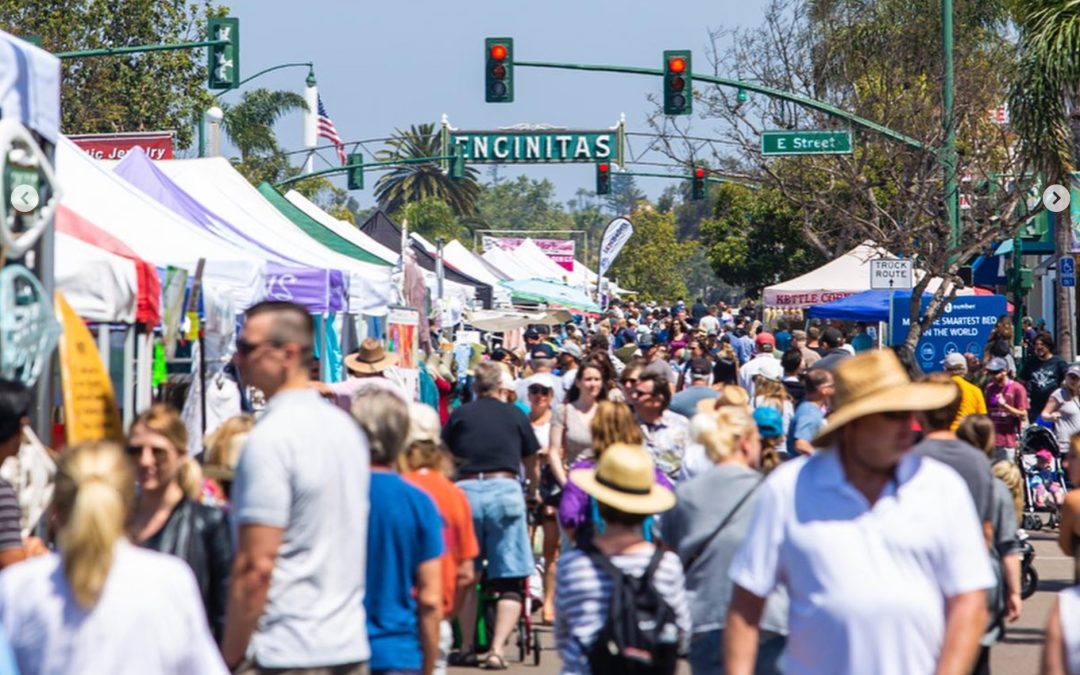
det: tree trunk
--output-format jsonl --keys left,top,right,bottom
{"left": 1057, "top": 208, "right": 1075, "bottom": 360}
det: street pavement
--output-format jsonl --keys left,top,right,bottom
{"left": 450, "top": 521, "right": 1070, "bottom": 674}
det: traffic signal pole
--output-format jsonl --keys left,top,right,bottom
{"left": 273, "top": 154, "right": 458, "bottom": 189}
{"left": 56, "top": 38, "right": 229, "bottom": 60}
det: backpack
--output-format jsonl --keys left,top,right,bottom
{"left": 580, "top": 545, "right": 680, "bottom": 675}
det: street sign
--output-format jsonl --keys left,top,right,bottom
{"left": 449, "top": 129, "right": 620, "bottom": 164}
{"left": 1060, "top": 255, "right": 1076, "bottom": 287}
{"left": 761, "top": 130, "right": 853, "bottom": 156}
{"left": 870, "top": 259, "right": 914, "bottom": 290}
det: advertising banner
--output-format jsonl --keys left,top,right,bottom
{"left": 56, "top": 293, "right": 123, "bottom": 444}
{"left": 69, "top": 131, "right": 175, "bottom": 160}
{"left": 386, "top": 305, "right": 420, "bottom": 370}
{"left": 598, "top": 217, "right": 634, "bottom": 278}
{"left": 889, "top": 294, "right": 1007, "bottom": 373}
{"left": 481, "top": 236, "right": 576, "bottom": 271}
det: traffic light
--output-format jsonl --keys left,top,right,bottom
{"left": 663, "top": 50, "right": 692, "bottom": 115}
{"left": 347, "top": 153, "right": 363, "bottom": 190}
{"left": 596, "top": 162, "right": 611, "bottom": 195}
{"left": 207, "top": 17, "right": 240, "bottom": 90}
{"left": 691, "top": 167, "right": 706, "bottom": 200}
{"left": 449, "top": 145, "right": 466, "bottom": 180}
{"left": 485, "top": 38, "right": 514, "bottom": 103}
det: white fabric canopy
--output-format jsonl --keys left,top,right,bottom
{"left": 55, "top": 232, "right": 138, "bottom": 323}
{"left": 0, "top": 31, "right": 60, "bottom": 142}
{"left": 482, "top": 247, "right": 541, "bottom": 281}
{"left": 152, "top": 158, "right": 392, "bottom": 316}
{"left": 57, "top": 137, "right": 266, "bottom": 311}
{"left": 763, "top": 241, "right": 915, "bottom": 309}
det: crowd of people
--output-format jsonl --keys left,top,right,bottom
{"left": 3, "top": 296, "right": 1080, "bottom": 673}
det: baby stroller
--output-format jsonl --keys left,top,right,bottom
{"left": 1017, "top": 425, "right": 1067, "bottom": 530}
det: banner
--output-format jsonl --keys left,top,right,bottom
{"left": 69, "top": 131, "right": 174, "bottom": 160}
{"left": 386, "top": 305, "right": 420, "bottom": 370}
{"left": 888, "top": 294, "right": 1007, "bottom": 373}
{"left": 481, "top": 236, "right": 576, "bottom": 271}
{"left": 598, "top": 217, "right": 634, "bottom": 278}
{"left": 55, "top": 293, "right": 123, "bottom": 444}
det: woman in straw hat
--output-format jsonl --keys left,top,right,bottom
{"left": 554, "top": 443, "right": 690, "bottom": 674}
{"left": 725, "top": 349, "right": 995, "bottom": 675}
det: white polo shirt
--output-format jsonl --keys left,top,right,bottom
{"left": 729, "top": 449, "right": 994, "bottom": 675}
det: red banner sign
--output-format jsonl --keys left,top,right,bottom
{"left": 481, "top": 236, "right": 576, "bottom": 272}
{"left": 69, "top": 131, "right": 175, "bottom": 160}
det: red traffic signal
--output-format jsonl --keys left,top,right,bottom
{"left": 598, "top": 162, "right": 609, "bottom": 173}
{"left": 663, "top": 50, "right": 692, "bottom": 115}
{"left": 668, "top": 57, "right": 687, "bottom": 74}
{"left": 694, "top": 168, "right": 705, "bottom": 178}
{"left": 485, "top": 38, "right": 514, "bottom": 103}
{"left": 490, "top": 43, "right": 508, "bottom": 61}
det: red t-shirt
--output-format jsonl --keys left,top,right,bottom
{"left": 403, "top": 469, "right": 480, "bottom": 617}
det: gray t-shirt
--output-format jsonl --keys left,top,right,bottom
{"left": 1050, "top": 388, "right": 1080, "bottom": 454}
{"left": 232, "top": 389, "right": 371, "bottom": 668}
{"left": 913, "top": 437, "right": 994, "bottom": 525}
{"left": 660, "top": 464, "right": 788, "bottom": 635}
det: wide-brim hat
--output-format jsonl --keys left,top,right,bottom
{"left": 569, "top": 444, "right": 676, "bottom": 514}
{"left": 812, "top": 350, "right": 957, "bottom": 446}
{"left": 344, "top": 338, "right": 399, "bottom": 374}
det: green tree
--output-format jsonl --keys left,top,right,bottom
{"left": 374, "top": 123, "right": 481, "bottom": 216}
{"left": 1008, "top": 0, "right": 1080, "bottom": 359}
{"left": 0, "top": 0, "right": 225, "bottom": 149}
{"left": 221, "top": 89, "right": 308, "bottom": 160}
{"left": 397, "top": 198, "right": 468, "bottom": 242}
{"left": 700, "top": 184, "right": 826, "bottom": 295}
{"left": 606, "top": 172, "right": 647, "bottom": 216}
{"left": 608, "top": 207, "right": 692, "bottom": 302}
{"left": 474, "top": 176, "right": 575, "bottom": 235}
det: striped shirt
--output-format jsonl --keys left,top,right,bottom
{"left": 554, "top": 546, "right": 691, "bottom": 674}
{"left": 0, "top": 479, "right": 21, "bottom": 552}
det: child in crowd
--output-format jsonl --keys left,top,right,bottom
{"left": 1030, "top": 449, "right": 1065, "bottom": 507}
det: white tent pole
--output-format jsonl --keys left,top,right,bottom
{"left": 97, "top": 324, "right": 109, "bottom": 373}
{"left": 122, "top": 325, "right": 135, "bottom": 428}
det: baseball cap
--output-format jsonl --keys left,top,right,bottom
{"left": 524, "top": 328, "right": 541, "bottom": 340}
{"left": 525, "top": 372, "right": 559, "bottom": 392}
{"left": 755, "top": 332, "right": 776, "bottom": 348}
{"left": 758, "top": 358, "right": 784, "bottom": 382}
{"left": 985, "top": 357, "right": 1008, "bottom": 372}
{"left": 753, "top": 407, "right": 784, "bottom": 439}
{"left": 560, "top": 342, "right": 583, "bottom": 360}
{"left": 942, "top": 352, "right": 966, "bottom": 369}
{"left": 530, "top": 343, "right": 556, "bottom": 360}
{"left": 638, "top": 332, "right": 656, "bottom": 349}
{"left": 689, "top": 358, "right": 712, "bottom": 376}
{"left": 1068, "top": 364, "right": 1080, "bottom": 378}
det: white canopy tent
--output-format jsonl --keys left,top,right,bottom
{"left": 152, "top": 158, "right": 392, "bottom": 315}
{"left": 55, "top": 232, "right": 138, "bottom": 323}
{"left": 57, "top": 137, "right": 266, "bottom": 311}
{"left": 442, "top": 240, "right": 513, "bottom": 306}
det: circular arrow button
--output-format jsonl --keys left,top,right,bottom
{"left": 1043, "top": 184, "right": 1071, "bottom": 213}
{"left": 10, "top": 184, "right": 39, "bottom": 213}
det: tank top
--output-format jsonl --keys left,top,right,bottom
{"left": 1060, "top": 586, "right": 1080, "bottom": 674}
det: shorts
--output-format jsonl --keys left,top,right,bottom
{"left": 457, "top": 478, "right": 534, "bottom": 580}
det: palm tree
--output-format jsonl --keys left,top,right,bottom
{"left": 1008, "top": 1, "right": 1080, "bottom": 359}
{"left": 374, "top": 123, "right": 481, "bottom": 216}
{"left": 221, "top": 88, "right": 308, "bottom": 161}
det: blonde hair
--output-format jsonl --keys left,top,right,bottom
{"left": 591, "top": 401, "right": 643, "bottom": 454}
{"left": 754, "top": 377, "right": 790, "bottom": 405}
{"left": 691, "top": 405, "right": 756, "bottom": 463}
{"left": 130, "top": 404, "right": 202, "bottom": 500}
{"left": 760, "top": 436, "right": 782, "bottom": 474}
{"left": 55, "top": 441, "right": 134, "bottom": 607}
{"left": 203, "top": 415, "right": 255, "bottom": 478}
{"left": 714, "top": 385, "right": 750, "bottom": 407}
{"left": 398, "top": 403, "right": 453, "bottom": 476}
{"left": 992, "top": 460, "right": 1024, "bottom": 526}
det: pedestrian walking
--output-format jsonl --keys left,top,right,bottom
{"left": 127, "top": 405, "right": 232, "bottom": 640}
{"left": 810, "top": 327, "right": 850, "bottom": 372}
{"left": 0, "top": 441, "right": 228, "bottom": 674}
{"left": 555, "top": 443, "right": 690, "bottom": 674}
{"left": 726, "top": 349, "right": 994, "bottom": 675}
{"left": 1020, "top": 332, "right": 1068, "bottom": 422}
{"left": 0, "top": 379, "right": 40, "bottom": 569}
{"left": 984, "top": 357, "right": 1029, "bottom": 463}
{"left": 353, "top": 391, "right": 443, "bottom": 675}
{"left": 633, "top": 371, "right": 693, "bottom": 480}
{"left": 663, "top": 404, "right": 788, "bottom": 675}
{"left": 752, "top": 374, "right": 794, "bottom": 458}
{"left": 942, "top": 352, "right": 988, "bottom": 430}
{"left": 1041, "top": 364, "right": 1080, "bottom": 455}
{"left": 670, "top": 358, "right": 719, "bottom": 418}
{"left": 441, "top": 361, "right": 540, "bottom": 670}
{"left": 223, "top": 301, "right": 371, "bottom": 674}
{"left": 788, "top": 369, "right": 833, "bottom": 458}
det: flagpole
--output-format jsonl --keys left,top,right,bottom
{"left": 303, "top": 68, "right": 317, "bottom": 174}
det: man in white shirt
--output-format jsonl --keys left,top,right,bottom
{"left": 739, "top": 333, "right": 780, "bottom": 398}
{"left": 725, "top": 350, "right": 993, "bottom": 675}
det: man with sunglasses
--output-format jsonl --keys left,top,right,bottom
{"left": 726, "top": 350, "right": 993, "bottom": 675}
{"left": 223, "top": 301, "right": 371, "bottom": 675}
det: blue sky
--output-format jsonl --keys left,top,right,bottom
{"left": 223, "top": 0, "right": 770, "bottom": 206}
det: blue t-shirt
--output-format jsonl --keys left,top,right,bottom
{"left": 366, "top": 472, "right": 445, "bottom": 670}
{"left": 788, "top": 401, "right": 826, "bottom": 455}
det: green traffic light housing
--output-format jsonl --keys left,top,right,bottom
{"left": 691, "top": 167, "right": 706, "bottom": 200}
{"left": 207, "top": 17, "right": 240, "bottom": 89}
{"left": 485, "top": 38, "right": 514, "bottom": 103}
{"left": 663, "top": 50, "right": 692, "bottom": 115}
{"left": 449, "top": 145, "right": 466, "bottom": 180}
{"left": 596, "top": 162, "right": 611, "bottom": 195}
{"left": 347, "top": 153, "right": 363, "bottom": 190}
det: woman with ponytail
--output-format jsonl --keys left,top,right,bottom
{"left": 0, "top": 441, "right": 228, "bottom": 674}
{"left": 127, "top": 405, "right": 232, "bottom": 640}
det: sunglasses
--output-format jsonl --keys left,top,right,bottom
{"left": 125, "top": 444, "right": 172, "bottom": 462}
{"left": 528, "top": 385, "right": 552, "bottom": 396}
{"left": 235, "top": 336, "right": 282, "bottom": 356}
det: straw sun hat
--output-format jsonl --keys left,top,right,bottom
{"left": 569, "top": 444, "right": 676, "bottom": 514}
{"left": 344, "top": 338, "right": 399, "bottom": 375}
{"left": 812, "top": 349, "right": 958, "bottom": 447}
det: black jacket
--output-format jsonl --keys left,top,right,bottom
{"left": 141, "top": 497, "right": 232, "bottom": 640}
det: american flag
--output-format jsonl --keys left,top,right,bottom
{"left": 317, "top": 94, "right": 346, "bottom": 165}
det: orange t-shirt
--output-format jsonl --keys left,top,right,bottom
{"left": 403, "top": 469, "right": 480, "bottom": 617}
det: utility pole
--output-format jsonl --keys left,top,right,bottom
{"left": 942, "top": 0, "right": 959, "bottom": 262}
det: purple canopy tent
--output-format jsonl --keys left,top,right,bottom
{"left": 112, "top": 148, "right": 347, "bottom": 313}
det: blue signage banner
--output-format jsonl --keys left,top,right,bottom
{"left": 888, "top": 294, "right": 1008, "bottom": 373}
